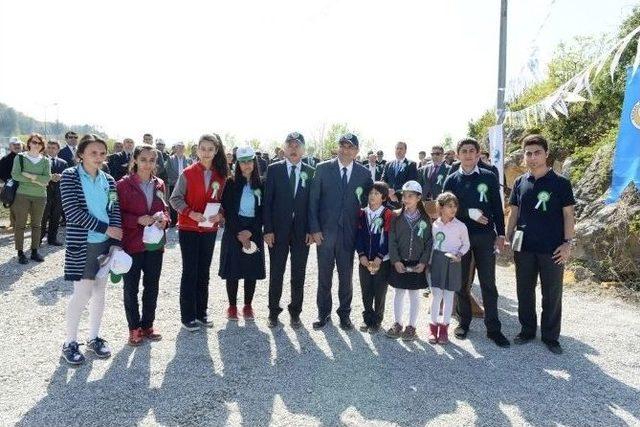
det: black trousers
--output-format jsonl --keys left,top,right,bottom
{"left": 226, "top": 279, "right": 256, "bottom": 306}
{"left": 268, "top": 232, "right": 309, "bottom": 319}
{"left": 123, "top": 250, "right": 163, "bottom": 330}
{"left": 358, "top": 261, "right": 390, "bottom": 327}
{"left": 316, "top": 228, "right": 355, "bottom": 320}
{"left": 457, "top": 232, "right": 502, "bottom": 334}
{"left": 41, "top": 189, "right": 62, "bottom": 243}
{"left": 178, "top": 230, "right": 217, "bottom": 323}
{"left": 514, "top": 251, "right": 563, "bottom": 342}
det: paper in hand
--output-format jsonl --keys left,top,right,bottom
{"left": 512, "top": 230, "right": 524, "bottom": 252}
{"left": 468, "top": 208, "right": 483, "bottom": 221}
{"left": 199, "top": 203, "right": 221, "bottom": 228}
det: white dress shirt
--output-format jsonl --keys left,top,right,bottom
{"left": 338, "top": 159, "right": 354, "bottom": 183}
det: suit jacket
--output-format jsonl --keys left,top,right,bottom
{"left": 308, "top": 159, "right": 373, "bottom": 243}
{"left": 58, "top": 145, "right": 77, "bottom": 167}
{"left": 107, "top": 151, "right": 132, "bottom": 182}
{"left": 418, "top": 162, "right": 450, "bottom": 200}
{"left": 263, "top": 160, "right": 314, "bottom": 241}
{"left": 381, "top": 158, "right": 418, "bottom": 192}
{"left": 364, "top": 162, "right": 384, "bottom": 181}
{"left": 302, "top": 156, "right": 321, "bottom": 168}
{"left": 257, "top": 157, "right": 268, "bottom": 178}
{"left": 165, "top": 155, "right": 193, "bottom": 187}
{"left": 0, "top": 152, "right": 17, "bottom": 183}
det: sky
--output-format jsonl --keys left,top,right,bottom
{"left": 0, "top": 0, "right": 637, "bottom": 157}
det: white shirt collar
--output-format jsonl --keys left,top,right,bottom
{"left": 286, "top": 158, "right": 302, "bottom": 169}
{"left": 365, "top": 205, "right": 384, "bottom": 216}
{"left": 338, "top": 159, "right": 353, "bottom": 172}
{"left": 460, "top": 165, "right": 480, "bottom": 175}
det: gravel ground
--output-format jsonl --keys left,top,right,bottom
{"left": 0, "top": 227, "right": 639, "bottom": 426}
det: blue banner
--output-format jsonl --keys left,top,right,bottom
{"left": 607, "top": 67, "right": 640, "bottom": 203}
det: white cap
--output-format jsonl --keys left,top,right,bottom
{"left": 95, "top": 246, "right": 133, "bottom": 283}
{"left": 143, "top": 224, "right": 164, "bottom": 245}
{"left": 401, "top": 180, "right": 422, "bottom": 194}
{"left": 9, "top": 137, "right": 21, "bottom": 145}
{"left": 236, "top": 146, "right": 256, "bottom": 162}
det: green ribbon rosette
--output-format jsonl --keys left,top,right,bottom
{"left": 436, "top": 174, "right": 444, "bottom": 186}
{"left": 477, "top": 183, "right": 488, "bottom": 203}
{"left": 417, "top": 220, "right": 428, "bottom": 238}
{"left": 211, "top": 181, "right": 220, "bottom": 199}
{"left": 355, "top": 186, "right": 363, "bottom": 204}
{"left": 300, "top": 171, "right": 308, "bottom": 188}
{"left": 372, "top": 216, "right": 383, "bottom": 234}
{"left": 108, "top": 190, "right": 118, "bottom": 211}
{"left": 535, "top": 191, "right": 550, "bottom": 212}
{"left": 435, "top": 231, "right": 445, "bottom": 250}
{"left": 254, "top": 188, "right": 262, "bottom": 206}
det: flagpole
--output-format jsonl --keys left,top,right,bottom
{"left": 497, "top": 0, "right": 508, "bottom": 124}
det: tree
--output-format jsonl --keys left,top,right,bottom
{"left": 0, "top": 106, "right": 17, "bottom": 136}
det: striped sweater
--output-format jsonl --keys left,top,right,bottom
{"left": 60, "top": 166, "right": 122, "bottom": 281}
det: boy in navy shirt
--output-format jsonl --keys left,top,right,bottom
{"left": 506, "top": 134, "right": 575, "bottom": 354}
{"left": 442, "top": 138, "right": 509, "bottom": 347}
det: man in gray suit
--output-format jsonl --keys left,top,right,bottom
{"left": 165, "top": 141, "right": 192, "bottom": 226}
{"left": 309, "top": 133, "right": 373, "bottom": 330}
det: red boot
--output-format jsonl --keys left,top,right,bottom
{"left": 427, "top": 323, "right": 438, "bottom": 344}
{"left": 128, "top": 328, "right": 143, "bottom": 346}
{"left": 438, "top": 323, "right": 449, "bottom": 344}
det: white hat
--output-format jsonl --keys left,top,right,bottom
{"left": 401, "top": 180, "right": 422, "bottom": 194}
{"left": 236, "top": 146, "right": 256, "bottom": 162}
{"left": 9, "top": 137, "right": 21, "bottom": 145}
{"left": 96, "top": 246, "right": 133, "bottom": 283}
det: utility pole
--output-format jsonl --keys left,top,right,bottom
{"left": 497, "top": 0, "right": 508, "bottom": 124}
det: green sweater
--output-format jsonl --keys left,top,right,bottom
{"left": 11, "top": 153, "right": 51, "bottom": 198}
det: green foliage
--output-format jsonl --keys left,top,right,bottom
{"left": 628, "top": 211, "right": 640, "bottom": 235}
{"left": 468, "top": 6, "right": 640, "bottom": 188}
{"left": 0, "top": 102, "right": 105, "bottom": 139}
{"left": 569, "top": 127, "right": 616, "bottom": 184}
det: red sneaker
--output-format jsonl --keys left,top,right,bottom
{"left": 242, "top": 305, "right": 255, "bottom": 321}
{"left": 142, "top": 327, "right": 162, "bottom": 341}
{"left": 438, "top": 323, "right": 449, "bottom": 344}
{"left": 427, "top": 323, "right": 438, "bottom": 344}
{"left": 227, "top": 305, "right": 239, "bottom": 321}
{"left": 128, "top": 328, "right": 143, "bottom": 346}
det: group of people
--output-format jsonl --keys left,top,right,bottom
{"left": 1, "top": 128, "right": 576, "bottom": 365}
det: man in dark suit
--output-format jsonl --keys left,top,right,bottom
{"left": 263, "top": 132, "right": 315, "bottom": 329}
{"left": 58, "top": 131, "right": 78, "bottom": 167}
{"left": 302, "top": 146, "right": 320, "bottom": 168}
{"left": 364, "top": 151, "right": 383, "bottom": 181}
{"left": 41, "top": 140, "right": 68, "bottom": 245}
{"left": 255, "top": 151, "right": 268, "bottom": 179}
{"left": 165, "top": 141, "right": 192, "bottom": 226}
{"left": 107, "top": 137, "right": 134, "bottom": 181}
{"left": 417, "top": 145, "right": 450, "bottom": 200}
{"left": 309, "top": 133, "right": 373, "bottom": 330}
{"left": 381, "top": 141, "right": 418, "bottom": 207}
{"left": 376, "top": 150, "right": 386, "bottom": 166}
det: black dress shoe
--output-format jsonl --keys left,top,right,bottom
{"left": 543, "top": 339, "right": 563, "bottom": 354}
{"left": 454, "top": 326, "right": 468, "bottom": 339}
{"left": 267, "top": 317, "right": 278, "bottom": 328}
{"left": 513, "top": 333, "right": 535, "bottom": 345}
{"left": 312, "top": 316, "right": 331, "bottom": 330}
{"left": 48, "top": 240, "right": 63, "bottom": 246}
{"left": 339, "top": 318, "right": 353, "bottom": 330}
{"left": 290, "top": 316, "right": 302, "bottom": 329}
{"left": 487, "top": 331, "right": 510, "bottom": 348}
{"left": 30, "top": 250, "right": 45, "bottom": 262}
{"left": 17, "top": 251, "right": 28, "bottom": 265}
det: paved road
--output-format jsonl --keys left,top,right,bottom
{"left": 0, "top": 228, "right": 639, "bottom": 426}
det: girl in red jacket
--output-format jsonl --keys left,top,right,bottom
{"left": 117, "top": 144, "right": 170, "bottom": 346}
{"left": 169, "top": 134, "right": 228, "bottom": 331}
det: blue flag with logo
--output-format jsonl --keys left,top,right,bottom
{"left": 607, "top": 67, "right": 640, "bottom": 203}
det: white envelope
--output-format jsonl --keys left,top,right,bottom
{"left": 199, "top": 202, "right": 221, "bottom": 228}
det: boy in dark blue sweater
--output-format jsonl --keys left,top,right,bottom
{"left": 442, "top": 138, "right": 509, "bottom": 348}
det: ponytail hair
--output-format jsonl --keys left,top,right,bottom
{"left": 129, "top": 144, "right": 157, "bottom": 175}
